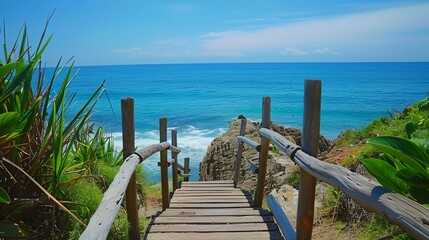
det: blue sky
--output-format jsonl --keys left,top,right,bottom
{"left": 2, "top": 0, "right": 429, "bottom": 66}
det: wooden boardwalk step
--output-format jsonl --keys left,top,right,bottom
{"left": 145, "top": 180, "right": 284, "bottom": 239}
{"left": 145, "top": 231, "right": 284, "bottom": 240}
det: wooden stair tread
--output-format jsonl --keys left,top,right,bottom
{"left": 145, "top": 180, "right": 284, "bottom": 239}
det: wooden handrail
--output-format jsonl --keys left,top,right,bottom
{"left": 260, "top": 128, "right": 429, "bottom": 240}
{"left": 245, "top": 158, "right": 259, "bottom": 174}
{"left": 266, "top": 193, "right": 296, "bottom": 240}
{"left": 237, "top": 136, "right": 260, "bottom": 152}
{"left": 79, "top": 142, "right": 173, "bottom": 240}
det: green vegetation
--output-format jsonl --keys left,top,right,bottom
{"left": 323, "top": 97, "right": 429, "bottom": 239}
{"left": 0, "top": 22, "right": 148, "bottom": 239}
{"left": 362, "top": 98, "right": 429, "bottom": 206}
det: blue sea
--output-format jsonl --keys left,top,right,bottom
{"left": 57, "top": 62, "right": 429, "bottom": 182}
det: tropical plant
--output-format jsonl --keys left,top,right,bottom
{"left": 363, "top": 97, "right": 429, "bottom": 207}
{"left": 363, "top": 136, "right": 429, "bottom": 206}
{"left": 0, "top": 20, "right": 106, "bottom": 238}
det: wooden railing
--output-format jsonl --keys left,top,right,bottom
{"left": 80, "top": 98, "right": 190, "bottom": 240}
{"left": 234, "top": 80, "right": 429, "bottom": 240}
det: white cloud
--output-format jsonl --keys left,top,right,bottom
{"left": 314, "top": 47, "right": 333, "bottom": 54}
{"left": 113, "top": 47, "right": 147, "bottom": 56}
{"left": 280, "top": 47, "right": 308, "bottom": 55}
{"left": 201, "top": 3, "right": 429, "bottom": 52}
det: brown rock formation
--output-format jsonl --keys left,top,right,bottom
{"left": 199, "top": 117, "right": 332, "bottom": 192}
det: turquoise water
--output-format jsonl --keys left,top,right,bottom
{"left": 58, "top": 62, "right": 429, "bottom": 181}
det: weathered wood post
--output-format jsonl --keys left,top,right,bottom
{"left": 171, "top": 129, "right": 179, "bottom": 189}
{"left": 234, "top": 118, "right": 247, "bottom": 187}
{"left": 254, "top": 96, "right": 271, "bottom": 207}
{"left": 160, "top": 118, "right": 169, "bottom": 210}
{"left": 184, "top": 157, "right": 190, "bottom": 182}
{"left": 121, "top": 97, "right": 140, "bottom": 240}
{"left": 296, "top": 80, "right": 321, "bottom": 240}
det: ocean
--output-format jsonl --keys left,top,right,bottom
{"left": 57, "top": 62, "right": 429, "bottom": 182}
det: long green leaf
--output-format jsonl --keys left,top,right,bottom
{"left": 0, "top": 112, "right": 19, "bottom": 137}
{"left": 363, "top": 158, "right": 409, "bottom": 194}
{"left": 396, "top": 168, "right": 429, "bottom": 188}
{"left": 367, "top": 136, "right": 429, "bottom": 168}
{"left": 0, "top": 62, "right": 17, "bottom": 84}
{"left": 0, "top": 187, "right": 10, "bottom": 204}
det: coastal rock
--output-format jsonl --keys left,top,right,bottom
{"left": 199, "top": 117, "right": 332, "bottom": 192}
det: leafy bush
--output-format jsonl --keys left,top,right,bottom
{"left": 0, "top": 22, "right": 110, "bottom": 238}
{"left": 363, "top": 99, "right": 429, "bottom": 207}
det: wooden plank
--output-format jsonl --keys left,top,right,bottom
{"left": 180, "top": 183, "right": 234, "bottom": 188}
{"left": 80, "top": 142, "right": 172, "bottom": 240}
{"left": 267, "top": 193, "right": 296, "bottom": 240}
{"left": 161, "top": 208, "right": 271, "bottom": 216}
{"left": 152, "top": 215, "right": 274, "bottom": 224}
{"left": 171, "top": 129, "right": 179, "bottom": 190}
{"left": 172, "top": 198, "right": 250, "bottom": 203}
{"left": 171, "top": 198, "right": 252, "bottom": 203}
{"left": 172, "top": 195, "right": 252, "bottom": 200}
{"left": 178, "top": 187, "right": 236, "bottom": 191}
{"left": 173, "top": 191, "right": 250, "bottom": 197}
{"left": 296, "top": 79, "right": 321, "bottom": 240}
{"left": 254, "top": 96, "right": 271, "bottom": 207}
{"left": 169, "top": 203, "right": 252, "bottom": 208}
{"left": 145, "top": 231, "right": 284, "bottom": 240}
{"left": 260, "top": 128, "right": 429, "bottom": 240}
{"left": 120, "top": 97, "right": 140, "bottom": 240}
{"left": 160, "top": 118, "right": 169, "bottom": 211}
{"left": 234, "top": 119, "right": 247, "bottom": 187}
{"left": 148, "top": 223, "right": 280, "bottom": 233}
{"left": 184, "top": 157, "right": 190, "bottom": 182}
{"left": 181, "top": 180, "right": 233, "bottom": 184}
{"left": 237, "top": 135, "right": 260, "bottom": 151}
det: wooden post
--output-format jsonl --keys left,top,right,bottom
{"left": 160, "top": 118, "right": 169, "bottom": 210}
{"left": 234, "top": 118, "right": 247, "bottom": 187}
{"left": 121, "top": 97, "right": 140, "bottom": 240}
{"left": 254, "top": 96, "right": 271, "bottom": 207}
{"left": 184, "top": 157, "right": 190, "bottom": 182}
{"left": 171, "top": 129, "right": 179, "bottom": 190}
{"left": 296, "top": 80, "right": 321, "bottom": 240}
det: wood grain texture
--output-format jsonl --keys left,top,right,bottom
{"left": 160, "top": 118, "right": 169, "bottom": 211}
{"left": 80, "top": 143, "right": 171, "bottom": 239}
{"left": 296, "top": 79, "right": 321, "bottom": 240}
{"left": 145, "top": 232, "right": 284, "bottom": 240}
{"left": 255, "top": 96, "right": 271, "bottom": 207}
{"left": 267, "top": 193, "right": 296, "bottom": 240}
{"left": 145, "top": 179, "right": 284, "bottom": 239}
{"left": 184, "top": 157, "right": 190, "bottom": 182}
{"left": 234, "top": 119, "right": 247, "bottom": 187}
{"left": 237, "top": 136, "right": 260, "bottom": 151}
{"left": 120, "top": 97, "right": 140, "bottom": 240}
{"left": 148, "top": 223, "right": 280, "bottom": 232}
{"left": 153, "top": 215, "right": 274, "bottom": 224}
{"left": 261, "top": 127, "right": 429, "bottom": 240}
{"left": 171, "top": 129, "right": 179, "bottom": 189}
{"left": 169, "top": 203, "right": 252, "bottom": 208}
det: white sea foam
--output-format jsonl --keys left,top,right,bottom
{"left": 112, "top": 126, "right": 226, "bottom": 182}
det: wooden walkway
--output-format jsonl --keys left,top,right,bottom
{"left": 145, "top": 180, "right": 284, "bottom": 239}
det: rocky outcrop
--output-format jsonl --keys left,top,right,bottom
{"left": 199, "top": 117, "right": 332, "bottom": 192}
